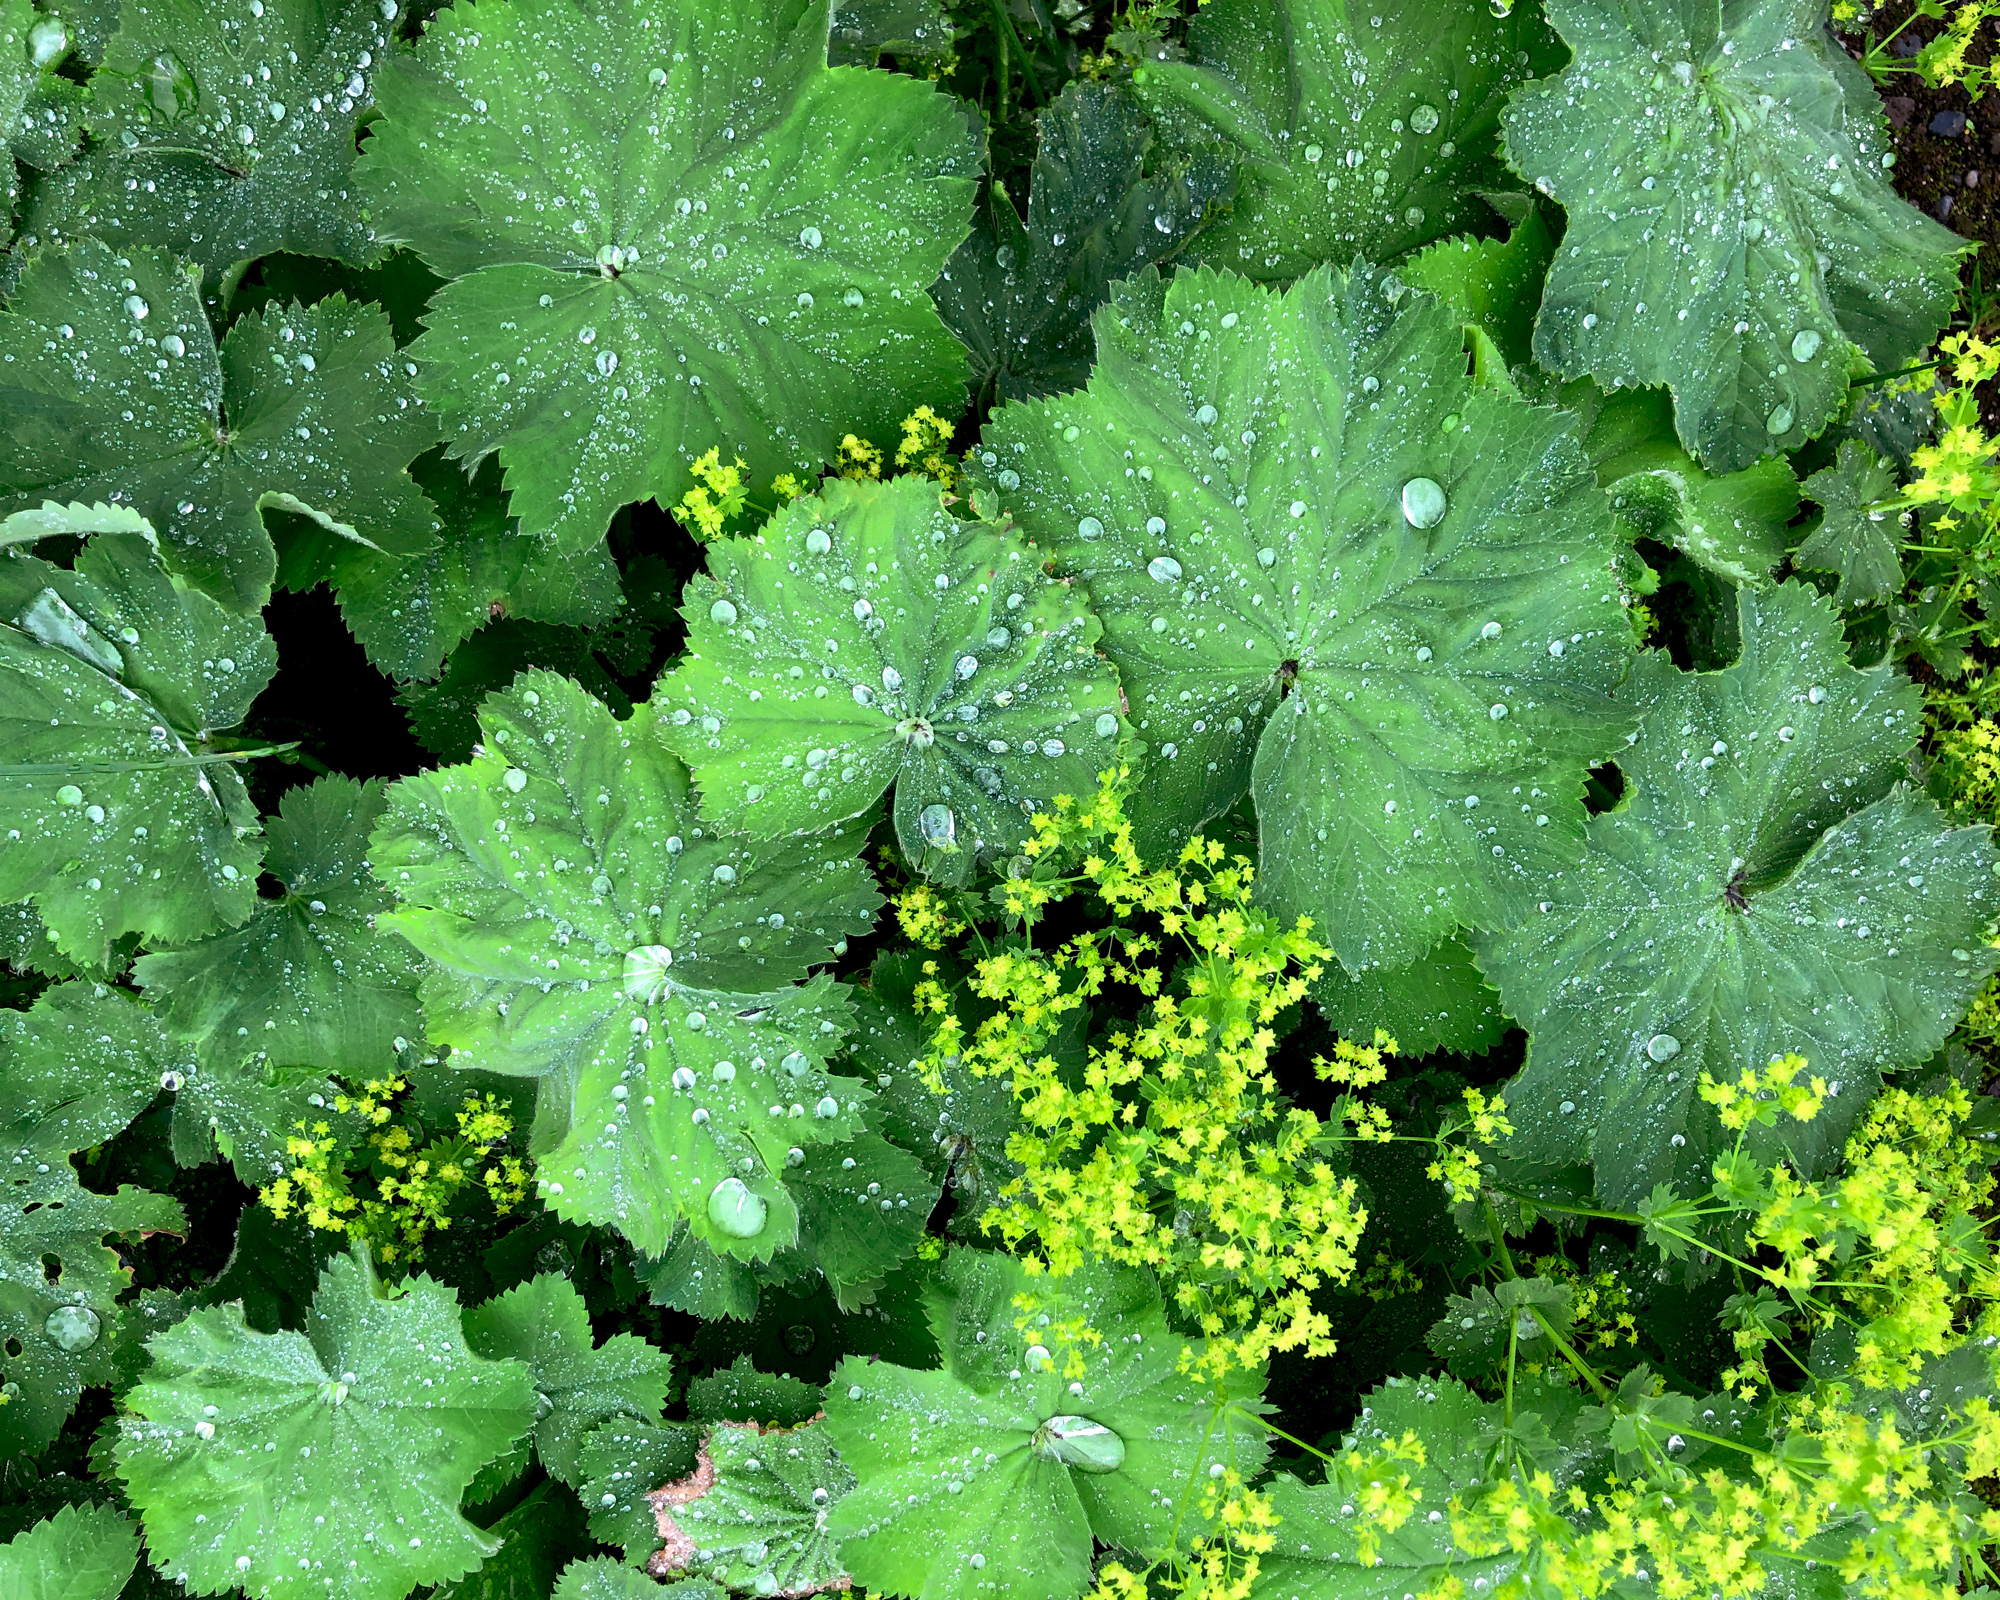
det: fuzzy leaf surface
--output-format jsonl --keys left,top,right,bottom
{"left": 933, "top": 81, "right": 1235, "bottom": 404}
{"left": 0, "top": 1503, "right": 141, "bottom": 1600}
{"left": 658, "top": 475, "right": 1127, "bottom": 880}
{"left": 648, "top": 1418, "right": 852, "bottom": 1594}
{"left": 464, "top": 1273, "right": 673, "bottom": 1487}
{"left": 1140, "top": 0, "right": 1556, "bottom": 280}
{"left": 825, "top": 1250, "right": 1268, "bottom": 1600}
{"left": 1475, "top": 582, "right": 2000, "bottom": 1207}
{"left": 1309, "top": 934, "right": 1507, "bottom": 1059}
{"left": 0, "top": 532, "right": 271, "bottom": 967}
{"left": 0, "top": 243, "right": 438, "bottom": 610}
{"left": 116, "top": 1251, "right": 536, "bottom": 1600}
{"left": 0, "top": 983, "right": 188, "bottom": 1459}
{"left": 134, "top": 776, "right": 422, "bottom": 1079}
{"left": 1794, "top": 439, "right": 1904, "bottom": 604}
{"left": 1502, "top": 0, "right": 1965, "bottom": 472}
{"left": 371, "top": 672, "right": 880, "bottom": 1256}
{"left": 359, "top": 0, "right": 979, "bottom": 554}
{"left": 20, "top": 0, "right": 395, "bottom": 271}
{"left": 982, "top": 264, "right": 1636, "bottom": 970}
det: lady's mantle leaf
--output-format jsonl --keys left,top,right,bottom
{"left": 657, "top": 475, "right": 1127, "bottom": 883}
{"left": 824, "top": 1250, "right": 1268, "bottom": 1600}
{"left": 577, "top": 1420, "right": 701, "bottom": 1564}
{"left": 116, "top": 1249, "right": 537, "bottom": 1600}
{"left": 372, "top": 671, "right": 880, "bottom": 1257}
{"left": 933, "top": 80, "right": 1236, "bottom": 405}
{"left": 1249, "top": 1375, "right": 1521, "bottom": 1599}
{"left": 982, "top": 264, "right": 1637, "bottom": 971}
{"left": 20, "top": 0, "right": 397, "bottom": 272}
{"left": 1, "top": 983, "right": 188, "bottom": 1459}
{"left": 0, "top": 243, "right": 439, "bottom": 611}
{"left": 1426, "top": 1276, "right": 1574, "bottom": 1382}
{"left": 1476, "top": 582, "right": 1999, "bottom": 1209}
{"left": 464, "top": 1273, "right": 674, "bottom": 1487}
{"left": 646, "top": 1418, "right": 852, "bottom": 1594}
{"left": 554, "top": 1556, "right": 720, "bottom": 1600}
{"left": 1309, "top": 934, "right": 1508, "bottom": 1060}
{"left": 0, "top": 531, "right": 271, "bottom": 968}
{"left": 134, "top": 776, "right": 422, "bottom": 1081}
{"left": 359, "top": 0, "right": 979, "bottom": 555}
{"left": 1501, "top": 0, "right": 1965, "bottom": 473}
{"left": 1794, "top": 439, "right": 1904, "bottom": 604}
{"left": 0, "top": 1502, "right": 142, "bottom": 1600}
{"left": 1138, "top": 0, "right": 1557, "bottom": 281}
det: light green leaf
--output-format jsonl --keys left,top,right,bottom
{"left": 464, "top": 1273, "right": 674, "bottom": 1487}
{"left": 1248, "top": 1376, "right": 1520, "bottom": 1600}
{"left": 116, "top": 1249, "right": 537, "bottom": 1600}
{"left": 933, "top": 81, "right": 1235, "bottom": 406}
{"left": 134, "top": 776, "right": 423, "bottom": 1080}
{"left": 982, "top": 263, "right": 1637, "bottom": 970}
{"left": 1605, "top": 453, "right": 1798, "bottom": 589}
{"left": 1310, "top": 934, "right": 1508, "bottom": 1059}
{"left": 277, "top": 453, "right": 624, "bottom": 683}
{"left": 1475, "top": 582, "right": 2000, "bottom": 1208}
{"left": 1501, "top": 0, "right": 1966, "bottom": 472}
{"left": 555, "top": 1556, "right": 721, "bottom": 1600}
{"left": 0, "top": 530, "right": 271, "bottom": 969}
{"left": 358, "top": 0, "right": 979, "bottom": 555}
{"left": 1138, "top": 0, "right": 1557, "bottom": 281}
{"left": 0, "top": 242, "right": 440, "bottom": 611}
{"left": 0, "top": 983, "right": 187, "bottom": 1459}
{"left": 777, "top": 1130, "right": 936, "bottom": 1311}
{"left": 686, "top": 1355, "right": 821, "bottom": 1430}
{"left": 648, "top": 1418, "right": 852, "bottom": 1594}
{"left": 1401, "top": 203, "right": 1559, "bottom": 373}
{"left": 1795, "top": 439, "right": 1904, "bottom": 605}
{"left": 372, "top": 671, "right": 881, "bottom": 1256}
{"left": 0, "top": 500, "right": 158, "bottom": 551}
{"left": 0, "top": 1502, "right": 141, "bottom": 1600}
{"left": 825, "top": 1250, "right": 1268, "bottom": 1600}
{"left": 658, "top": 475, "right": 1128, "bottom": 882}
{"left": 19, "top": 0, "right": 395, "bottom": 272}
{"left": 577, "top": 1420, "right": 701, "bottom": 1565}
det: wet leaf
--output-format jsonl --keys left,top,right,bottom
{"left": 647, "top": 1418, "right": 852, "bottom": 1594}
{"left": 1794, "top": 439, "right": 1904, "bottom": 605}
{"left": 0, "top": 1501, "right": 141, "bottom": 1600}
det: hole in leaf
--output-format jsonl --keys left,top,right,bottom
{"left": 1583, "top": 763, "right": 1625, "bottom": 814}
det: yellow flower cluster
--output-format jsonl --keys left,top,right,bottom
{"left": 669, "top": 447, "right": 750, "bottom": 540}
{"left": 913, "top": 770, "right": 1366, "bottom": 1378}
{"left": 1697, "top": 1051, "right": 1826, "bottom": 1132}
{"left": 891, "top": 882, "right": 966, "bottom": 951}
{"left": 1426, "top": 1085, "right": 1514, "bottom": 1203}
{"left": 1858, "top": 1, "right": 2000, "bottom": 96}
{"left": 1930, "top": 714, "right": 2000, "bottom": 823}
{"left": 262, "top": 1079, "right": 528, "bottom": 1265}
{"left": 894, "top": 404, "right": 959, "bottom": 487}
{"left": 1523, "top": 1255, "right": 1638, "bottom": 1356}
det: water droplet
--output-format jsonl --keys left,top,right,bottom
{"left": 44, "top": 1305, "right": 100, "bottom": 1352}
{"left": 843, "top": 287, "right": 865, "bottom": 307}
{"left": 996, "top": 468, "right": 1020, "bottom": 490}
{"left": 1076, "top": 516, "right": 1104, "bottom": 540}
{"left": 799, "top": 226, "right": 822, "bottom": 248}
{"left": 28, "top": 15, "right": 68, "bottom": 67}
{"left": 1481, "top": 621, "right": 1502, "bottom": 639}
{"left": 1489, "top": 703, "right": 1508, "bottom": 720}
{"left": 1145, "top": 516, "right": 1167, "bottom": 536}
{"left": 54, "top": 785, "right": 82, "bottom": 807}
{"left": 1409, "top": 103, "right": 1440, "bottom": 134}
{"left": 595, "top": 349, "right": 618, "bottom": 376}
{"left": 814, "top": 1095, "right": 840, "bottom": 1118}
{"left": 1033, "top": 1416, "right": 1126, "bottom": 1473}
{"left": 1147, "top": 555, "right": 1183, "bottom": 583}
{"left": 707, "top": 1179, "right": 767, "bottom": 1239}
{"left": 1790, "top": 329, "right": 1823, "bottom": 363}
{"left": 145, "top": 52, "right": 195, "bottom": 121}
{"left": 502, "top": 766, "right": 527, "bottom": 793}
{"left": 623, "top": 945, "right": 674, "bottom": 1002}
{"left": 710, "top": 598, "right": 738, "bottom": 625}
{"left": 1765, "top": 403, "right": 1794, "bottom": 434}
{"left": 782, "top": 1052, "right": 809, "bottom": 1078}
{"left": 1646, "top": 1033, "right": 1681, "bottom": 1062}
{"left": 806, "top": 528, "right": 831, "bottom": 555}
{"left": 1777, "top": 725, "right": 1795, "bottom": 741}
{"left": 1195, "top": 403, "right": 1219, "bottom": 426}
{"left": 1401, "top": 478, "right": 1447, "bottom": 529}
{"left": 1094, "top": 713, "right": 1119, "bottom": 738}
{"left": 124, "top": 296, "right": 149, "bottom": 321}
{"left": 1808, "top": 685, "right": 1826, "bottom": 704}
{"left": 919, "top": 804, "right": 956, "bottom": 848}
{"left": 712, "top": 864, "right": 736, "bottom": 884}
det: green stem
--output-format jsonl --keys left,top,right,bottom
{"left": 988, "top": 3, "right": 1044, "bottom": 105}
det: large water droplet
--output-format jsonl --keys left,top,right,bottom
{"left": 623, "top": 945, "right": 674, "bottom": 1002}
{"left": 805, "top": 528, "right": 830, "bottom": 555}
{"left": 918, "top": 804, "right": 956, "bottom": 848}
{"left": 1408, "top": 103, "right": 1440, "bottom": 134}
{"left": 44, "top": 1305, "right": 100, "bottom": 1353}
{"left": 146, "top": 52, "right": 195, "bottom": 121}
{"left": 1033, "top": 1416, "right": 1126, "bottom": 1473}
{"left": 1076, "top": 516, "right": 1104, "bottom": 540}
{"left": 1195, "top": 403, "right": 1219, "bottom": 426}
{"left": 1646, "top": 1033, "right": 1681, "bottom": 1062}
{"left": 1147, "top": 555, "right": 1183, "bottom": 583}
{"left": 1765, "top": 403, "right": 1794, "bottom": 435}
{"left": 1094, "top": 713, "right": 1118, "bottom": 738}
{"left": 1790, "top": 329, "right": 1823, "bottom": 363}
{"left": 799, "top": 226, "right": 822, "bottom": 248}
{"left": 28, "top": 16, "right": 68, "bottom": 67}
{"left": 1401, "top": 478, "right": 1447, "bottom": 529}
{"left": 707, "top": 1179, "right": 767, "bottom": 1239}
{"left": 709, "top": 598, "right": 738, "bottom": 625}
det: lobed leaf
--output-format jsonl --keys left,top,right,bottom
{"left": 1794, "top": 439, "right": 1904, "bottom": 605}
{"left": 646, "top": 1418, "right": 852, "bottom": 1594}
{"left": 0, "top": 1502, "right": 142, "bottom": 1600}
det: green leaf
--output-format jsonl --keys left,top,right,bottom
{"left": 0, "top": 530, "right": 271, "bottom": 966}
{"left": 647, "top": 1418, "right": 852, "bottom": 1594}
{"left": 1795, "top": 440, "right": 1904, "bottom": 605}
{"left": 18, "top": 0, "right": 395, "bottom": 272}
{"left": 116, "top": 1249, "right": 537, "bottom": 1600}
{"left": 0, "top": 899, "right": 130, "bottom": 981}
{"left": 1475, "top": 581, "right": 2000, "bottom": 1208}
{"left": 981, "top": 263, "right": 1638, "bottom": 970}
{"left": 0, "top": 242, "right": 440, "bottom": 611}
{"left": 686, "top": 1355, "right": 821, "bottom": 1430}
{"left": 1501, "top": 0, "right": 1966, "bottom": 472}
{"left": 1426, "top": 1275, "right": 1574, "bottom": 1381}
{"left": 395, "top": 621, "right": 633, "bottom": 764}
{"left": 1249, "top": 1375, "right": 1520, "bottom": 1599}
{"left": 825, "top": 1249, "right": 1269, "bottom": 1600}
{"left": 1, "top": 983, "right": 187, "bottom": 1459}
{"left": 200, "top": 1200, "right": 343, "bottom": 1334}
{"left": 829, "top": 0, "right": 951, "bottom": 66}
{"left": 1309, "top": 934, "right": 1508, "bottom": 1059}
{"left": 1401, "top": 203, "right": 1559, "bottom": 373}
{"left": 1137, "top": 0, "right": 1557, "bottom": 281}
{"left": 933, "top": 81, "right": 1235, "bottom": 406}
{"left": 554, "top": 1557, "right": 720, "bottom": 1600}
{"left": 1605, "top": 453, "right": 1798, "bottom": 589}
{"left": 134, "top": 776, "right": 423, "bottom": 1080}
{"left": 0, "top": 499, "right": 160, "bottom": 550}
{"left": 372, "top": 671, "right": 881, "bottom": 1256}
{"left": 168, "top": 1052, "right": 344, "bottom": 1189}
{"left": 432, "top": 1480, "right": 590, "bottom": 1600}
{"left": 358, "top": 0, "right": 979, "bottom": 555}
{"left": 775, "top": 1130, "right": 937, "bottom": 1311}
{"left": 0, "top": 1502, "right": 141, "bottom": 1600}
{"left": 577, "top": 1420, "right": 700, "bottom": 1565}
{"left": 464, "top": 1273, "right": 674, "bottom": 1487}
{"left": 278, "top": 453, "right": 624, "bottom": 683}
{"left": 657, "top": 475, "right": 1128, "bottom": 881}
{"left": 1, "top": 0, "right": 82, "bottom": 203}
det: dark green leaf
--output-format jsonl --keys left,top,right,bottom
{"left": 1310, "top": 934, "right": 1508, "bottom": 1059}
{"left": 647, "top": 1418, "right": 851, "bottom": 1594}
{"left": 1794, "top": 440, "right": 1904, "bottom": 605}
